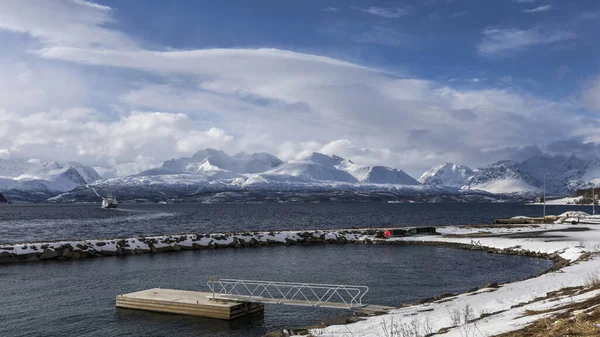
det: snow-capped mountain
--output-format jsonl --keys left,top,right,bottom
{"left": 263, "top": 153, "right": 358, "bottom": 183}
{"left": 360, "top": 166, "right": 420, "bottom": 185}
{"left": 250, "top": 152, "right": 420, "bottom": 185}
{"left": 419, "top": 163, "right": 474, "bottom": 188}
{"left": 577, "top": 158, "right": 600, "bottom": 181}
{"left": 14, "top": 148, "right": 600, "bottom": 203}
{"left": 51, "top": 151, "right": 428, "bottom": 202}
{"left": 463, "top": 160, "right": 542, "bottom": 194}
{"left": 0, "top": 159, "right": 102, "bottom": 202}
{"left": 420, "top": 155, "right": 597, "bottom": 195}
{"left": 139, "top": 149, "right": 283, "bottom": 178}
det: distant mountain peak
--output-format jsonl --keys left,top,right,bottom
{"left": 152, "top": 148, "right": 283, "bottom": 176}
{"left": 419, "top": 163, "right": 474, "bottom": 188}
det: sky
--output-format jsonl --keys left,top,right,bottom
{"left": 0, "top": 0, "right": 599, "bottom": 178}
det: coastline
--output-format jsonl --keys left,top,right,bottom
{"left": 310, "top": 221, "right": 600, "bottom": 337}
{"left": 2, "top": 220, "right": 598, "bottom": 337}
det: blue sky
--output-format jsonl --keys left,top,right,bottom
{"left": 0, "top": 0, "right": 599, "bottom": 177}
{"left": 102, "top": 0, "right": 600, "bottom": 97}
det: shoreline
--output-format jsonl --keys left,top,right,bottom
{"left": 3, "top": 221, "right": 597, "bottom": 337}
{"left": 309, "top": 221, "right": 600, "bottom": 337}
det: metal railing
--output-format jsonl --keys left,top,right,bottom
{"left": 206, "top": 278, "right": 369, "bottom": 309}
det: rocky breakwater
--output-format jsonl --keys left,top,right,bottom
{"left": 0, "top": 227, "right": 438, "bottom": 264}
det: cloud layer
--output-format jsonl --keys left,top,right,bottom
{"left": 0, "top": 0, "right": 598, "bottom": 178}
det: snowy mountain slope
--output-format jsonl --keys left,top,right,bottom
{"left": 463, "top": 161, "right": 542, "bottom": 194}
{"left": 141, "top": 149, "right": 283, "bottom": 178}
{"left": 49, "top": 174, "right": 212, "bottom": 203}
{"left": 421, "top": 155, "right": 595, "bottom": 195}
{"left": 67, "top": 161, "right": 103, "bottom": 183}
{"left": 0, "top": 159, "right": 102, "bottom": 202}
{"left": 332, "top": 156, "right": 420, "bottom": 185}
{"left": 263, "top": 153, "right": 358, "bottom": 183}
{"left": 577, "top": 158, "right": 600, "bottom": 181}
{"left": 255, "top": 152, "right": 420, "bottom": 185}
{"left": 517, "top": 155, "right": 587, "bottom": 194}
{"left": 419, "top": 163, "right": 474, "bottom": 188}
{"left": 360, "top": 166, "right": 420, "bottom": 185}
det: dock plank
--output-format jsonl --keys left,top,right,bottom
{"left": 116, "top": 288, "right": 264, "bottom": 320}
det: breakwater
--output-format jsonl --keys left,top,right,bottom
{"left": 0, "top": 227, "right": 438, "bottom": 263}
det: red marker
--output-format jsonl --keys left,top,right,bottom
{"left": 384, "top": 230, "right": 391, "bottom": 237}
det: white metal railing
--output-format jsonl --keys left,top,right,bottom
{"left": 206, "top": 278, "right": 369, "bottom": 309}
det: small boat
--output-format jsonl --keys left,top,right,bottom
{"left": 102, "top": 193, "right": 118, "bottom": 209}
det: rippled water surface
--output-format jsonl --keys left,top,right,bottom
{"left": 0, "top": 202, "right": 592, "bottom": 244}
{"left": 0, "top": 203, "right": 577, "bottom": 336}
{"left": 0, "top": 244, "right": 553, "bottom": 337}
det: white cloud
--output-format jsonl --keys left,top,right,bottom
{"left": 0, "top": 108, "right": 234, "bottom": 176}
{"left": 322, "top": 7, "right": 338, "bottom": 12}
{"left": 523, "top": 5, "right": 553, "bottom": 13}
{"left": 0, "top": 0, "right": 136, "bottom": 49}
{"left": 582, "top": 75, "right": 600, "bottom": 113}
{"left": 477, "top": 26, "right": 576, "bottom": 56}
{"left": 0, "top": 0, "right": 597, "bottom": 177}
{"left": 360, "top": 7, "right": 410, "bottom": 19}
{"left": 0, "top": 149, "right": 10, "bottom": 159}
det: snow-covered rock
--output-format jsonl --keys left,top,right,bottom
{"left": 419, "top": 163, "right": 474, "bottom": 188}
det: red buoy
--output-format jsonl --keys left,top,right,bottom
{"left": 384, "top": 230, "right": 391, "bottom": 237}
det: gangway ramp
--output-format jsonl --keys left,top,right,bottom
{"left": 207, "top": 279, "right": 395, "bottom": 314}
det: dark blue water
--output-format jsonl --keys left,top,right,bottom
{"left": 0, "top": 203, "right": 591, "bottom": 244}
{"left": 0, "top": 244, "right": 553, "bottom": 337}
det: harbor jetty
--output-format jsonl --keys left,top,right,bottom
{"left": 0, "top": 226, "right": 438, "bottom": 264}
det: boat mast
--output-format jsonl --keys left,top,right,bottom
{"left": 543, "top": 174, "right": 546, "bottom": 218}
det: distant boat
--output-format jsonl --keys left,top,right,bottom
{"left": 102, "top": 193, "right": 118, "bottom": 209}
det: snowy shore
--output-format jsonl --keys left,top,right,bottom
{"left": 312, "top": 212, "right": 600, "bottom": 337}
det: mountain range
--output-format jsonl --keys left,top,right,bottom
{"left": 0, "top": 160, "right": 101, "bottom": 202}
{"left": 2, "top": 149, "right": 600, "bottom": 203}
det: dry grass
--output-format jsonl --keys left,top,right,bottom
{"left": 495, "top": 293, "right": 600, "bottom": 337}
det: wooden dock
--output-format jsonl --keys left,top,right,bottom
{"left": 116, "top": 288, "right": 264, "bottom": 320}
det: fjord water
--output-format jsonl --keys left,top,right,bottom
{"left": 0, "top": 203, "right": 578, "bottom": 336}
{"left": 0, "top": 244, "right": 552, "bottom": 337}
{"left": 0, "top": 202, "right": 592, "bottom": 244}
